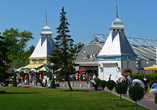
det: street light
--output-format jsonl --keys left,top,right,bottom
{"left": 127, "top": 56, "right": 130, "bottom": 69}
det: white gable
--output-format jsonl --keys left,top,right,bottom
{"left": 29, "top": 24, "right": 56, "bottom": 59}
{"left": 29, "top": 37, "right": 56, "bottom": 58}
{"left": 98, "top": 18, "right": 136, "bottom": 57}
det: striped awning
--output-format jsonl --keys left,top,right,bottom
{"left": 23, "top": 64, "right": 44, "bottom": 69}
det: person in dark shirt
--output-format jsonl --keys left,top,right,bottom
{"left": 142, "top": 74, "right": 149, "bottom": 97}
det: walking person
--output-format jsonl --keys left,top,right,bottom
{"left": 24, "top": 75, "right": 27, "bottom": 85}
{"left": 127, "top": 73, "right": 134, "bottom": 89}
{"left": 75, "top": 73, "right": 78, "bottom": 81}
{"left": 108, "top": 74, "right": 111, "bottom": 81}
{"left": 151, "top": 81, "right": 157, "bottom": 97}
{"left": 142, "top": 74, "right": 149, "bottom": 97}
{"left": 122, "top": 74, "right": 128, "bottom": 96}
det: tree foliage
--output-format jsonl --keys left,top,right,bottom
{"left": 106, "top": 80, "right": 116, "bottom": 100}
{"left": 100, "top": 80, "right": 106, "bottom": 90}
{"left": 51, "top": 75, "right": 56, "bottom": 88}
{"left": 0, "top": 34, "right": 11, "bottom": 81}
{"left": 129, "top": 86, "right": 144, "bottom": 110}
{"left": 49, "top": 7, "right": 76, "bottom": 91}
{"left": 129, "top": 86, "right": 144, "bottom": 101}
{"left": 74, "top": 42, "right": 84, "bottom": 55}
{"left": 95, "top": 78, "right": 101, "bottom": 86}
{"left": 12, "top": 74, "right": 17, "bottom": 87}
{"left": 106, "top": 80, "right": 116, "bottom": 90}
{"left": 100, "top": 80, "right": 106, "bottom": 96}
{"left": 115, "top": 82, "right": 127, "bottom": 94}
{"left": 115, "top": 82, "right": 128, "bottom": 106}
{"left": 2, "top": 28, "right": 34, "bottom": 68}
{"left": 155, "top": 94, "right": 157, "bottom": 104}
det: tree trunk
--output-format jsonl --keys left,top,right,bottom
{"left": 135, "top": 101, "right": 137, "bottom": 110}
{"left": 120, "top": 94, "right": 121, "bottom": 106}
{"left": 110, "top": 90, "right": 111, "bottom": 100}
{"left": 67, "top": 75, "right": 73, "bottom": 91}
{"left": 103, "top": 89, "right": 104, "bottom": 96}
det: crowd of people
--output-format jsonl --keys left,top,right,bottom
{"left": 15, "top": 72, "right": 51, "bottom": 87}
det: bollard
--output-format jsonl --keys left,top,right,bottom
{"left": 63, "top": 83, "right": 66, "bottom": 87}
{"left": 88, "top": 83, "right": 91, "bottom": 88}
{"left": 71, "top": 83, "right": 74, "bottom": 87}
{"left": 80, "top": 83, "right": 83, "bottom": 87}
{"left": 8, "top": 84, "right": 13, "bottom": 87}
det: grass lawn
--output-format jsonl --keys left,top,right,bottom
{"left": 0, "top": 87, "right": 148, "bottom": 110}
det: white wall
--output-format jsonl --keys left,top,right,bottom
{"left": 122, "top": 61, "right": 136, "bottom": 73}
{"left": 98, "top": 61, "right": 122, "bottom": 82}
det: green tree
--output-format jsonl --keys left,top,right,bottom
{"left": 129, "top": 86, "right": 144, "bottom": 110}
{"left": 2, "top": 28, "right": 34, "bottom": 68}
{"left": 106, "top": 80, "right": 116, "bottom": 100}
{"left": 95, "top": 78, "right": 101, "bottom": 91}
{"left": 115, "top": 82, "right": 128, "bottom": 106}
{"left": 24, "top": 45, "right": 35, "bottom": 64}
{"left": 51, "top": 75, "right": 56, "bottom": 88}
{"left": 90, "top": 37, "right": 99, "bottom": 43}
{"left": 74, "top": 42, "right": 84, "bottom": 55}
{"left": 100, "top": 80, "right": 106, "bottom": 96}
{"left": 12, "top": 74, "right": 17, "bottom": 87}
{"left": 0, "top": 34, "right": 10, "bottom": 82}
{"left": 49, "top": 7, "right": 76, "bottom": 91}
{"left": 155, "top": 94, "right": 157, "bottom": 104}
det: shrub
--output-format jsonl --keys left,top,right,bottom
{"left": 95, "top": 78, "right": 101, "bottom": 91}
{"left": 95, "top": 78, "right": 101, "bottom": 86}
{"left": 115, "top": 82, "right": 128, "bottom": 106}
{"left": 132, "top": 74, "right": 157, "bottom": 81}
{"left": 149, "top": 80, "right": 155, "bottom": 88}
{"left": 129, "top": 86, "right": 144, "bottom": 110}
{"left": 106, "top": 80, "right": 116, "bottom": 100}
{"left": 51, "top": 75, "right": 56, "bottom": 88}
{"left": 100, "top": 80, "right": 106, "bottom": 96}
{"left": 12, "top": 74, "right": 17, "bottom": 87}
{"left": 155, "top": 94, "right": 157, "bottom": 104}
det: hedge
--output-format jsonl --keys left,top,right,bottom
{"left": 132, "top": 74, "right": 157, "bottom": 82}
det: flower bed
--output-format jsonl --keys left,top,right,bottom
{"left": 24, "top": 86, "right": 31, "bottom": 88}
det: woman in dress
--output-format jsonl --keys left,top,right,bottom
{"left": 143, "top": 74, "right": 149, "bottom": 97}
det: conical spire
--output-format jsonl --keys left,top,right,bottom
{"left": 45, "top": 11, "right": 47, "bottom": 25}
{"left": 116, "top": 0, "right": 118, "bottom": 18}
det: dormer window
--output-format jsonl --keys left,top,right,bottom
{"left": 113, "top": 29, "right": 116, "bottom": 32}
{"left": 121, "top": 29, "right": 123, "bottom": 32}
{"left": 117, "top": 29, "right": 119, "bottom": 32}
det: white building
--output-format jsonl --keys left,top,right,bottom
{"left": 97, "top": 16, "right": 137, "bottom": 82}
{"left": 24, "top": 15, "right": 56, "bottom": 69}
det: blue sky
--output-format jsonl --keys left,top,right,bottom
{"left": 0, "top": 0, "right": 157, "bottom": 50}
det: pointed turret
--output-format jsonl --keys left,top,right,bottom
{"left": 23, "top": 14, "right": 56, "bottom": 68}
{"left": 98, "top": 1, "right": 137, "bottom": 82}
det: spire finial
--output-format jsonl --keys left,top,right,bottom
{"left": 116, "top": 0, "right": 118, "bottom": 18}
{"left": 45, "top": 11, "right": 47, "bottom": 25}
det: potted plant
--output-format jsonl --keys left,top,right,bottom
{"left": 123, "top": 68, "right": 132, "bottom": 74}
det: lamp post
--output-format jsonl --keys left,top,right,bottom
{"left": 126, "top": 56, "right": 130, "bottom": 69}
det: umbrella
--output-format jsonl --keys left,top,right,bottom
{"left": 37, "top": 67, "right": 52, "bottom": 72}
{"left": 31, "top": 68, "right": 37, "bottom": 72}
{"left": 144, "top": 65, "right": 157, "bottom": 70}
{"left": 14, "top": 68, "right": 25, "bottom": 73}
{"left": 132, "top": 79, "right": 144, "bottom": 88}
